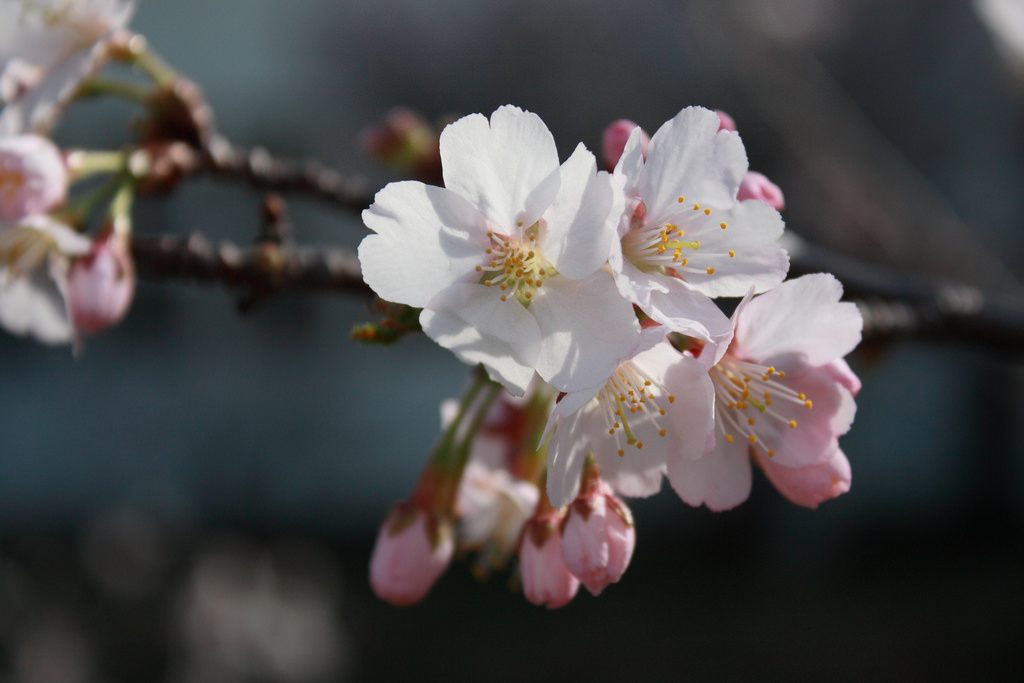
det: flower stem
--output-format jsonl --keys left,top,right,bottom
{"left": 109, "top": 182, "right": 135, "bottom": 238}
{"left": 133, "top": 45, "right": 177, "bottom": 87}
{"left": 75, "top": 77, "right": 152, "bottom": 103}
{"left": 66, "top": 150, "right": 127, "bottom": 182}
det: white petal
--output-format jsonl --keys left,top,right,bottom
{"left": 439, "top": 105, "right": 560, "bottom": 230}
{"left": 671, "top": 200, "right": 789, "bottom": 298}
{"left": 540, "top": 143, "right": 621, "bottom": 280}
{"left": 667, "top": 441, "right": 752, "bottom": 512}
{"left": 639, "top": 107, "right": 747, "bottom": 224}
{"left": 0, "top": 260, "right": 72, "bottom": 344}
{"left": 531, "top": 271, "right": 640, "bottom": 392}
{"left": 27, "top": 215, "right": 91, "bottom": 255}
{"left": 613, "top": 126, "right": 646, "bottom": 199}
{"left": 359, "top": 181, "right": 487, "bottom": 308}
{"left": 734, "top": 273, "right": 862, "bottom": 367}
{"left": 545, "top": 408, "right": 588, "bottom": 507}
{"left": 421, "top": 284, "right": 540, "bottom": 395}
{"left": 658, "top": 353, "right": 717, "bottom": 462}
{"left": 643, "top": 278, "right": 733, "bottom": 357}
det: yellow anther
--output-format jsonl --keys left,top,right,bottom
{"left": 766, "top": 366, "right": 776, "bottom": 375}
{"left": 788, "top": 419, "right": 798, "bottom": 429}
{"left": 766, "top": 449, "right": 775, "bottom": 458}
{"left": 658, "top": 409, "right": 666, "bottom": 416}
{"left": 679, "top": 257, "right": 688, "bottom": 266}
{"left": 658, "top": 428, "right": 667, "bottom": 437}
{"left": 703, "top": 208, "right": 711, "bottom": 216}
{"left": 617, "top": 448, "right": 625, "bottom": 457}
{"left": 692, "top": 203, "right": 700, "bottom": 210}
{"left": 706, "top": 266, "right": 715, "bottom": 275}
{"left": 724, "top": 434, "right": 735, "bottom": 444}
{"left": 720, "top": 222, "right": 728, "bottom": 229}
{"left": 747, "top": 434, "right": 758, "bottom": 444}
{"left": 667, "top": 394, "right": 676, "bottom": 403}
{"left": 500, "top": 295, "right": 508, "bottom": 302}
{"left": 777, "top": 371, "right": 786, "bottom": 379}
{"left": 804, "top": 400, "right": 813, "bottom": 409}
{"left": 728, "top": 249, "right": 736, "bottom": 258}
{"left": 797, "top": 393, "right": 807, "bottom": 401}
{"left": 475, "top": 265, "right": 483, "bottom": 272}
{"left": 747, "top": 417, "right": 756, "bottom": 426}
{"left": 635, "top": 441, "right": 644, "bottom": 449}
{"left": 677, "top": 195, "right": 685, "bottom": 203}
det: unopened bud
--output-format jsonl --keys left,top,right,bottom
{"left": 737, "top": 171, "right": 785, "bottom": 210}
{"left": 67, "top": 231, "right": 135, "bottom": 335}
{"left": 360, "top": 108, "right": 441, "bottom": 181}
{"left": 601, "top": 119, "right": 649, "bottom": 171}
{"left": 0, "top": 134, "right": 67, "bottom": 222}
{"left": 369, "top": 501, "right": 453, "bottom": 606}
{"left": 520, "top": 509, "right": 579, "bottom": 609}
{"left": 560, "top": 481, "right": 635, "bottom": 596}
{"left": 715, "top": 109, "right": 737, "bottom": 132}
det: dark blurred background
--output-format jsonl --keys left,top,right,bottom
{"left": 2, "top": 0, "right": 1023, "bottom": 680}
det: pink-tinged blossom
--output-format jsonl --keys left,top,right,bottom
{"left": 601, "top": 119, "right": 648, "bottom": 171}
{"left": 0, "top": 214, "right": 91, "bottom": 344}
{"left": 0, "top": 134, "right": 67, "bottom": 222}
{"left": 737, "top": 171, "right": 785, "bottom": 211}
{"left": 560, "top": 479, "right": 635, "bottom": 596}
{"left": 670, "top": 274, "right": 862, "bottom": 511}
{"left": 542, "top": 327, "right": 715, "bottom": 507}
{"left": 0, "top": 0, "right": 135, "bottom": 135}
{"left": 369, "top": 502, "right": 454, "bottom": 607}
{"left": 715, "top": 109, "right": 737, "bottom": 132}
{"left": 66, "top": 230, "right": 135, "bottom": 335}
{"left": 609, "top": 106, "right": 789, "bottom": 352}
{"left": 519, "top": 508, "right": 579, "bottom": 609}
{"left": 457, "top": 460, "right": 538, "bottom": 570}
{"left": 360, "top": 105, "right": 639, "bottom": 395}
{"left": 756, "top": 448, "right": 852, "bottom": 509}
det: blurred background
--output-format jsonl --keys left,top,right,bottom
{"left": 2, "top": 0, "right": 1023, "bottom": 680}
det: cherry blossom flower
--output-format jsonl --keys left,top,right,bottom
{"left": 670, "top": 274, "right": 862, "bottom": 511}
{"left": 369, "top": 501, "right": 454, "bottom": 606}
{"left": 0, "top": 0, "right": 135, "bottom": 135}
{"left": 0, "top": 133, "right": 67, "bottom": 221}
{"left": 0, "top": 214, "right": 92, "bottom": 343}
{"left": 560, "top": 475, "right": 635, "bottom": 596}
{"left": 360, "top": 105, "right": 639, "bottom": 395}
{"left": 542, "top": 327, "right": 715, "bottom": 506}
{"left": 609, "top": 106, "right": 789, "bottom": 351}
{"left": 519, "top": 506, "right": 579, "bottom": 609}
{"left": 457, "top": 461, "right": 538, "bottom": 571}
{"left": 66, "top": 229, "right": 135, "bottom": 336}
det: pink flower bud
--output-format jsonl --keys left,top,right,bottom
{"left": 67, "top": 232, "right": 136, "bottom": 335}
{"left": 737, "top": 170, "right": 785, "bottom": 210}
{"left": 369, "top": 502, "right": 453, "bottom": 606}
{"left": 560, "top": 482, "right": 635, "bottom": 596}
{"left": 601, "top": 119, "right": 649, "bottom": 171}
{"left": 359, "top": 107, "right": 441, "bottom": 182}
{"left": 757, "top": 449, "right": 852, "bottom": 509}
{"left": 715, "top": 109, "right": 737, "bottom": 132}
{"left": 519, "top": 510, "right": 579, "bottom": 609}
{"left": 0, "top": 134, "right": 67, "bottom": 222}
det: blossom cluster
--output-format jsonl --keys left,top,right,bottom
{"left": 361, "top": 105, "right": 863, "bottom": 607}
{"left": 1, "top": 0, "right": 138, "bottom": 345}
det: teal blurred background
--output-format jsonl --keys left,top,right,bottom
{"left": 1, "top": 1, "right": 1022, "bottom": 680}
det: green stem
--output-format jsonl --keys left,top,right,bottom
{"left": 75, "top": 77, "right": 152, "bottom": 103}
{"left": 109, "top": 181, "right": 135, "bottom": 237}
{"left": 55, "top": 176, "right": 123, "bottom": 228}
{"left": 133, "top": 46, "right": 177, "bottom": 87}
{"left": 66, "top": 150, "right": 127, "bottom": 182}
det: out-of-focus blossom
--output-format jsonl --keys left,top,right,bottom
{"left": 610, "top": 106, "right": 788, "bottom": 352}
{"left": 369, "top": 501, "right": 453, "bottom": 606}
{"left": 560, "top": 476, "right": 635, "bottom": 596}
{"left": 737, "top": 170, "right": 785, "bottom": 211}
{"left": 0, "top": 133, "right": 67, "bottom": 221}
{"left": 542, "top": 327, "right": 714, "bottom": 507}
{"left": 976, "top": 0, "right": 1024, "bottom": 78}
{"left": 0, "top": 214, "right": 91, "bottom": 343}
{"left": 360, "top": 105, "right": 639, "bottom": 395}
{"left": 519, "top": 506, "right": 579, "bottom": 608}
{"left": 360, "top": 107, "right": 441, "bottom": 182}
{"left": 601, "top": 118, "right": 649, "bottom": 171}
{"left": 67, "top": 229, "right": 135, "bottom": 335}
{"left": 0, "top": 0, "right": 135, "bottom": 135}
{"left": 456, "top": 460, "right": 538, "bottom": 571}
{"left": 671, "top": 274, "right": 862, "bottom": 511}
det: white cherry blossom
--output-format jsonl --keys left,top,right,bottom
{"left": 610, "top": 106, "right": 789, "bottom": 350}
{"left": 360, "top": 105, "right": 639, "bottom": 395}
{"left": 542, "top": 327, "right": 715, "bottom": 507}
{"left": 0, "top": 0, "right": 135, "bottom": 135}
{"left": 0, "top": 214, "right": 91, "bottom": 343}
